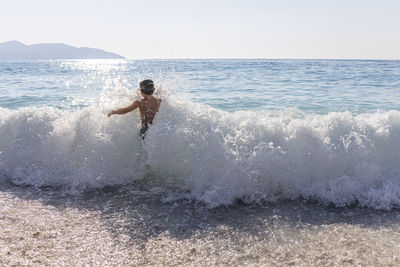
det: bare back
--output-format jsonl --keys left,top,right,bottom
{"left": 137, "top": 96, "right": 162, "bottom": 126}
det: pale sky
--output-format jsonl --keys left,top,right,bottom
{"left": 1, "top": 0, "right": 399, "bottom": 59}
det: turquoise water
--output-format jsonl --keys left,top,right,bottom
{"left": 2, "top": 59, "right": 400, "bottom": 266}
{"left": 1, "top": 59, "right": 399, "bottom": 113}
{"left": 1, "top": 59, "right": 400, "bottom": 209}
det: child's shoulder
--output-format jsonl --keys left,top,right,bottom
{"left": 133, "top": 99, "right": 143, "bottom": 108}
{"left": 148, "top": 96, "right": 162, "bottom": 103}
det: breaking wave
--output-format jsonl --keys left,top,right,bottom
{"left": 1, "top": 93, "right": 400, "bottom": 209}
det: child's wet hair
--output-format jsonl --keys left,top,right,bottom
{"left": 140, "top": 79, "right": 155, "bottom": 95}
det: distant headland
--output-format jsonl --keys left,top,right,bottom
{"left": 0, "top": 40, "right": 125, "bottom": 60}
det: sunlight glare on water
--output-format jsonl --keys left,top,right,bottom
{"left": 1, "top": 59, "right": 400, "bottom": 265}
{"left": 1, "top": 59, "right": 399, "bottom": 112}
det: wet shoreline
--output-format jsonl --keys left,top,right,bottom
{"left": 1, "top": 181, "right": 399, "bottom": 266}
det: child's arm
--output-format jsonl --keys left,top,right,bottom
{"left": 108, "top": 101, "right": 139, "bottom": 117}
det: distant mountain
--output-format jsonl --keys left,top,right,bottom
{"left": 0, "top": 40, "right": 125, "bottom": 60}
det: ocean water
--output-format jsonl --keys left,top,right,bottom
{"left": 1, "top": 59, "right": 400, "bottom": 209}
{"left": 1, "top": 59, "right": 400, "bottom": 113}
{"left": 1, "top": 59, "right": 400, "bottom": 265}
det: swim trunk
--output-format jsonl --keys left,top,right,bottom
{"left": 140, "top": 124, "right": 149, "bottom": 139}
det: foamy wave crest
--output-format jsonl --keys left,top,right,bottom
{"left": 1, "top": 97, "right": 400, "bottom": 209}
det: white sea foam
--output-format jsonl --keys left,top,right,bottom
{"left": 1, "top": 92, "right": 400, "bottom": 209}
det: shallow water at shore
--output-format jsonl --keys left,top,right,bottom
{"left": 1, "top": 181, "right": 399, "bottom": 266}
{"left": 1, "top": 59, "right": 400, "bottom": 265}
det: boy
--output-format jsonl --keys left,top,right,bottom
{"left": 108, "top": 79, "right": 162, "bottom": 139}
